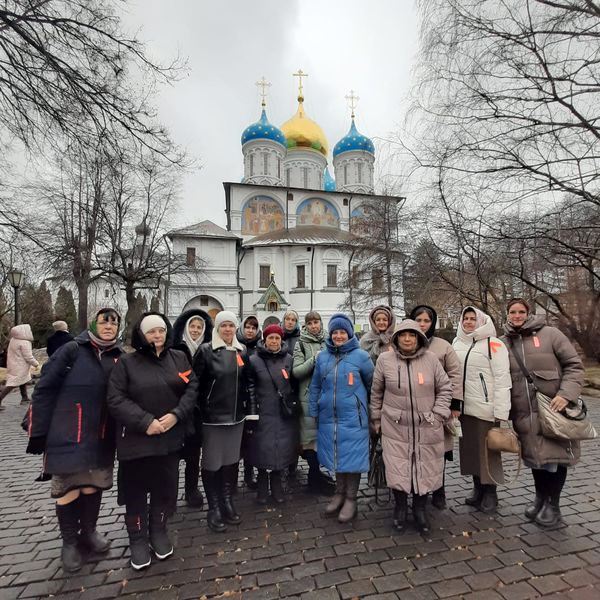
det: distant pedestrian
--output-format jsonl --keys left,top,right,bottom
{"left": 0, "top": 324, "right": 39, "bottom": 407}
{"left": 360, "top": 305, "right": 396, "bottom": 365}
{"left": 47, "top": 320, "right": 74, "bottom": 357}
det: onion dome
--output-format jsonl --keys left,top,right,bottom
{"left": 281, "top": 99, "right": 329, "bottom": 156}
{"left": 323, "top": 167, "right": 336, "bottom": 191}
{"left": 241, "top": 109, "right": 286, "bottom": 147}
{"left": 333, "top": 119, "right": 374, "bottom": 157}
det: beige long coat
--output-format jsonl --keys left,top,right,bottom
{"left": 370, "top": 321, "right": 452, "bottom": 495}
{"left": 5, "top": 325, "right": 39, "bottom": 387}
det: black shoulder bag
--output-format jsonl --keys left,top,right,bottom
{"left": 260, "top": 356, "right": 301, "bottom": 419}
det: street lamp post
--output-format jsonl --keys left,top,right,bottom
{"left": 7, "top": 269, "right": 24, "bottom": 325}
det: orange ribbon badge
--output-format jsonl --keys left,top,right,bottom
{"left": 533, "top": 336, "right": 540, "bottom": 348}
{"left": 348, "top": 372, "right": 354, "bottom": 386}
{"left": 236, "top": 353, "right": 245, "bottom": 367}
{"left": 281, "top": 369, "right": 289, "bottom": 379}
{"left": 490, "top": 341, "right": 503, "bottom": 354}
{"left": 178, "top": 369, "right": 192, "bottom": 383}
{"left": 418, "top": 372, "right": 424, "bottom": 385}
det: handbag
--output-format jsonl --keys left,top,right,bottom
{"left": 260, "top": 357, "right": 301, "bottom": 419}
{"left": 508, "top": 341, "right": 597, "bottom": 441}
{"left": 368, "top": 433, "right": 390, "bottom": 505}
{"left": 485, "top": 425, "right": 522, "bottom": 485}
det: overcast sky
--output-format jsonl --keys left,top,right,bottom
{"left": 123, "top": 0, "right": 420, "bottom": 228}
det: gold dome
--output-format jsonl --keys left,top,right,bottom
{"left": 281, "top": 100, "right": 329, "bottom": 156}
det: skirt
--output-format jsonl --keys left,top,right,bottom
{"left": 459, "top": 414, "right": 504, "bottom": 485}
{"left": 51, "top": 467, "right": 114, "bottom": 499}
{"left": 201, "top": 422, "right": 244, "bottom": 471}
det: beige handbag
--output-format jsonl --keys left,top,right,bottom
{"left": 536, "top": 392, "right": 598, "bottom": 441}
{"left": 485, "top": 426, "right": 522, "bottom": 485}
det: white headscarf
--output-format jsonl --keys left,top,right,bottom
{"left": 212, "top": 311, "right": 244, "bottom": 351}
{"left": 183, "top": 315, "right": 205, "bottom": 356}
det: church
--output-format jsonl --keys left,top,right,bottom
{"left": 165, "top": 72, "right": 404, "bottom": 330}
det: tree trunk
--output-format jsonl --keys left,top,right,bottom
{"left": 76, "top": 279, "right": 89, "bottom": 332}
{"left": 124, "top": 282, "right": 137, "bottom": 343}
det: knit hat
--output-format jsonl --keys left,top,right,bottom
{"left": 263, "top": 324, "right": 284, "bottom": 340}
{"left": 52, "top": 320, "right": 68, "bottom": 332}
{"left": 506, "top": 297, "right": 531, "bottom": 314}
{"left": 214, "top": 310, "right": 239, "bottom": 329}
{"left": 140, "top": 314, "right": 167, "bottom": 335}
{"left": 328, "top": 313, "right": 354, "bottom": 338}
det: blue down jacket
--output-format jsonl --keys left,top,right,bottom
{"left": 309, "top": 335, "right": 374, "bottom": 473}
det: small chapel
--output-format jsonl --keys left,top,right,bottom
{"left": 165, "top": 71, "right": 404, "bottom": 330}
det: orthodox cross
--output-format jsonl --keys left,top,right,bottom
{"left": 256, "top": 76, "right": 271, "bottom": 108}
{"left": 345, "top": 89, "right": 359, "bottom": 118}
{"left": 293, "top": 69, "right": 308, "bottom": 101}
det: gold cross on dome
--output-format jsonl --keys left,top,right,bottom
{"left": 256, "top": 76, "right": 271, "bottom": 107}
{"left": 345, "top": 89, "right": 359, "bottom": 118}
{"left": 293, "top": 69, "right": 308, "bottom": 101}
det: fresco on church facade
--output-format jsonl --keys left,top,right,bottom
{"left": 241, "top": 196, "right": 285, "bottom": 235}
{"left": 350, "top": 205, "right": 369, "bottom": 234}
{"left": 296, "top": 198, "right": 340, "bottom": 227}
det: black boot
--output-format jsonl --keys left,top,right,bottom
{"left": 431, "top": 486, "right": 447, "bottom": 510}
{"left": 244, "top": 462, "right": 257, "bottom": 490}
{"left": 184, "top": 452, "right": 204, "bottom": 508}
{"left": 413, "top": 494, "right": 431, "bottom": 535}
{"left": 270, "top": 470, "right": 285, "bottom": 504}
{"left": 125, "top": 513, "right": 151, "bottom": 570}
{"left": 56, "top": 500, "right": 83, "bottom": 573}
{"left": 288, "top": 456, "right": 298, "bottom": 478}
{"left": 220, "top": 464, "right": 241, "bottom": 524}
{"left": 465, "top": 476, "right": 483, "bottom": 507}
{"left": 525, "top": 470, "right": 546, "bottom": 520}
{"left": 392, "top": 490, "right": 408, "bottom": 532}
{"left": 256, "top": 469, "right": 269, "bottom": 505}
{"left": 305, "top": 450, "right": 335, "bottom": 496}
{"left": 479, "top": 485, "right": 498, "bottom": 514}
{"left": 149, "top": 503, "right": 173, "bottom": 560}
{"left": 201, "top": 469, "right": 226, "bottom": 532}
{"left": 78, "top": 492, "right": 110, "bottom": 553}
{"left": 535, "top": 467, "right": 565, "bottom": 528}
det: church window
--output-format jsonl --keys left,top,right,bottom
{"left": 268, "top": 300, "right": 278, "bottom": 312}
{"left": 344, "top": 164, "right": 348, "bottom": 185}
{"left": 186, "top": 247, "right": 196, "bottom": 267}
{"left": 372, "top": 267, "right": 383, "bottom": 292}
{"left": 249, "top": 154, "right": 254, "bottom": 176}
{"left": 277, "top": 158, "right": 281, "bottom": 179}
{"left": 303, "top": 167, "right": 308, "bottom": 188}
{"left": 263, "top": 153, "right": 268, "bottom": 175}
{"left": 343, "top": 198, "right": 349, "bottom": 206}
{"left": 326, "top": 264, "right": 337, "bottom": 288}
{"left": 104, "top": 288, "right": 110, "bottom": 298}
{"left": 358, "top": 163, "right": 363, "bottom": 183}
{"left": 259, "top": 265, "right": 271, "bottom": 288}
{"left": 286, "top": 168, "right": 291, "bottom": 186}
{"left": 200, "top": 295, "right": 209, "bottom": 306}
{"left": 297, "top": 265, "right": 306, "bottom": 288}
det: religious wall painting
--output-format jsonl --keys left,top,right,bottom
{"left": 350, "top": 205, "right": 370, "bottom": 234}
{"left": 241, "top": 196, "right": 284, "bottom": 235}
{"left": 296, "top": 198, "right": 340, "bottom": 228}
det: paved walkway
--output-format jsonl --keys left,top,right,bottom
{"left": 0, "top": 389, "right": 599, "bottom": 599}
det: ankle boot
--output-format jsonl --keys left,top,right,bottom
{"left": 392, "top": 490, "right": 408, "bottom": 532}
{"left": 78, "top": 492, "right": 110, "bottom": 553}
{"left": 56, "top": 500, "right": 83, "bottom": 573}
{"left": 149, "top": 503, "right": 173, "bottom": 560}
{"left": 201, "top": 469, "right": 226, "bottom": 532}
{"left": 338, "top": 473, "right": 360, "bottom": 523}
{"left": 256, "top": 469, "right": 269, "bottom": 505}
{"left": 270, "top": 470, "right": 285, "bottom": 504}
{"left": 465, "top": 476, "right": 483, "bottom": 506}
{"left": 244, "top": 463, "right": 257, "bottom": 490}
{"left": 431, "top": 486, "right": 447, "bottom": 510}
{"left": 413, "top": 494, "right": 431, "bottom": 535}
{"left": 535, "top": 498, "right": 561, "bottom": 527}
{"left": 125, "top": 513, "right": 151, "bottom": 570}
{"left": 325, "top": 473, "right": 346, "bottom": 515}
{"left": 479, "top": 485, "right": 498, "bottom": 514}
{"left": 220, "top": 464, "right": 241, "bottom": 524}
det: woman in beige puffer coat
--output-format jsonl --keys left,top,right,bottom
{"left": 0, "top": 324, "right": 39, "bottom": 408}
{"left": 370, "top": 319, "right": 452, "bottom": 535}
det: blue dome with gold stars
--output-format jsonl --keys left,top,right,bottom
{"left": 241, "top": 109, "right": 286, "bottom": 147}
{"left": 323, "top": 167, "right": 336, "bottom": 191}
{"left": 333, "top": 119, "right": 374, "bottom": 157}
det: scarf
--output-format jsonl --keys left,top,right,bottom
{"left": 183, "top": 315, "right": 205, "bottom": 356}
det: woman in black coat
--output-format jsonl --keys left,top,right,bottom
{"left": 26, "top": 308, "right": 123, "bottom": 573}
{"left": 247, "top": 324, "right": 299, "bottom": 504}
{"left": 107, "top": 312, "right": 197, "bottom": 570}
{"left": 172, "top": 308, "right": 213, "bottom": 507}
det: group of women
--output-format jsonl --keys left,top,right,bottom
{"left": 24, "top": 299, "right": 584, "bottom": 573}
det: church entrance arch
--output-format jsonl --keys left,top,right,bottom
{"left": 182, "top": 295, "right": 224, "bottom": 320}
{"left": 262, "top": 315, "right": 280, "bottom": 330}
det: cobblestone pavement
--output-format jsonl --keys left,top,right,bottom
{"left": 1, "top": 389, "right": 599, "bottom": 600}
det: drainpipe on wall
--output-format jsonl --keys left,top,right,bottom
{"left": 310, "top": 245, "right": 316, "bottom": 311}
{"left": 237, "top": 242, "right": 246, "bottom": 321}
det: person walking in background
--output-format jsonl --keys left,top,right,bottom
{"left": 26, "top": 309, "right": 123, "bottom": 572}
{"left": 172, "top": 308, "right": 214, "bottom": 508}
{"left": 370, "top": 320, "right": 452, "bottom": 534}
{"left": 309, "top": 313, "right": 374, "bottom": 523}
{"left": 503, "top": 298, "right": 584, "bottom": 527}
{"left": 247, "top": 324, "right": 299, "bottom": 504}
{"left": 46, "top": 321, "right": 74, "bottom": 357}
{"left": 453, "top": 307, "right": 512, "bottom": 514}
{"left": 360, "top": 305, "right": 396, "bottom": 365}
{"left": 409, "top": 305, "right": 463, "bottom": 509}
{"left": 108, "top": 312, "right": 197, "bottom": 570}
{"left": 0, "top": 324, "right": 39, "bottom": 407}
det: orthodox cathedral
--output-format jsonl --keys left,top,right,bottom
{"left": 166, "top": 72, "right": 404, "bottom": 329}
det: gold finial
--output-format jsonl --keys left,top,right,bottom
{"left": 345, "top": 89, "right": 359, "bottom": 119}
{"left": 293, "top": 69, "right": 308, "bottom": 102}
{"left": 256, "top": 76, "right": 271, "bottom": 108}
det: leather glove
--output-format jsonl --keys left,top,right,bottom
{"left": 26, "top": 436, "right": 46, "bottom": 455}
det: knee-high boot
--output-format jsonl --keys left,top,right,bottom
{"left": 525, "top": 469, "right": 546, "bottom": 520}
{"left": 536, "top": 466, "right": 566, "bottom": 527}
{"left": 220, "top": 464, "right": 241, "bottom": 524}
{"left": 392, "top": 490, "right": 408, "bottom": 532}
{"left": 338, "top": 473, "right": 360, "bottom": 523}
{"left": 79, "top": 491, "right": 110, "bottom": 553}
{"left": 149, "top": 499, "right": 173, "bottom": 560}
{"left": 184, "top": 445, "right": 203, "bottom": 508}
{"left": 413, "top": 493, "right": 431, "bottom": 535}
{"left": 201, "top": 469, "right": 226, "bottom": 532}
{"left": 325, "top": 473, "right": 346, "bottom": 515}
{"left": 56, "top": 499, "right": 83, "bottom": 573}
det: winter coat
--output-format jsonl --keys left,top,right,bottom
{"left": 246, "top": 341, "right": 299, "bottom": 470}
{"left": 283, "top": 325, "right": 300, "bottom": 356}
{"left": 29, "top": 331, "right": 123, "bottom": 475}
{"left": 172, "top": 308, "right": 214, "bottom": 362}
{"left": 292, "top": 326, "right": 326, "bottom": 448}
{"left": 370, "top": 320, "right": 452, "bottom": 494}
{"left": 502, "top": 315, "right": 584, "bottom": 467}
{"left": 236, "top": 317, "right": 262, "bottom": 357}
{"left": 309, "top": 335, "right": 374, "bottom": 473}
{"left": 5, "top": 325, "right": 39, "bottom": 387}
{"left": 107, "top": 312, "right": 198, "bottom": 461}
{"left": 453, "top": 307, "right": 512, "bottom": 423}
{"left": 360, "top": 305, "right": 396, "bottom": 365}
{"left": 46, "top": 330, "right": 74, "bottom": 358}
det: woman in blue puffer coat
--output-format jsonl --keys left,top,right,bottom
{"left": 309, "top": 313, "right": 374, "bottom": 523}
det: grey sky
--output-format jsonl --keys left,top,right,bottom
{"left": 124, "top": 0, "right": 419, "bottom": 228}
